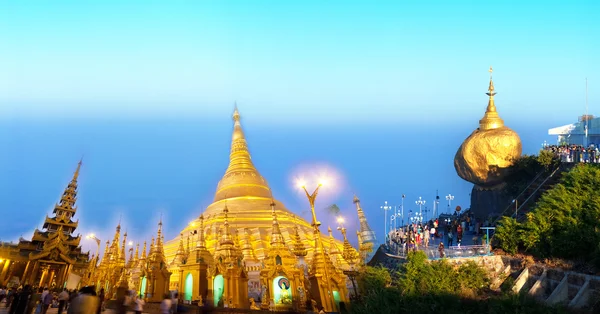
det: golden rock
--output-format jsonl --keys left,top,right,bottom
{"left": 454, "top": 68, "right": 522, "bottom": 188}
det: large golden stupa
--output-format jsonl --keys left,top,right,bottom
{"left": 161, "top": 108, "right": 365, "bottom": 311}
{"left": 454, "top": 67, "right": 522, "bottom": 189}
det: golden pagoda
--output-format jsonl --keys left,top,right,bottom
{"left": 454, "top": 67, "right": 522, "bottom": 188}
{"left": 0, "top": 160, "right": 90, "bottom": 288}
{"left": 163, "top": 108, "right": 361, "bottom": 311}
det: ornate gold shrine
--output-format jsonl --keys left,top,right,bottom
{"left": 163, "top": 108, "right": 365, "bottom": 312}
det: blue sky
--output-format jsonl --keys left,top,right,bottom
{"left": 0, "top": 1, "right": 597, "bottom": 254}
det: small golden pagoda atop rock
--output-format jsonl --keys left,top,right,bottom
{"left": 454, "top": 67, "right": 522, "bottom": 188}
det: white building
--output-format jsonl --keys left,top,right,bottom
{"left": 548, "top": 115, "right": 599, "bottom": 146}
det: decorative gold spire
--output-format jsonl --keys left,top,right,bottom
{"left": 337, "top": 222, "right": 358, "bottom": 263}
{"left": 219, "top": 206, "right": 234, "bottom": 246}
{"left": 100, "top": 240, "right": 110, "bottom": 266}
{"left": 120, "top": 231, "right": 128, "bottom": 262}
{"left": 327, "top": 227, "right": 340, "bottom": 255}
{"left": 134, "top": 242, "right": 139, "bottom": 261}
{"left": 214, "top": 107, "right": 272, "bottom": 202}
{"left": 291, "top": 217, "right": 307, "bottom": 257}
{"left": 479, "top": 66, "right": 505, "bottom": 130}
{"left": 240, "top": 228, "right": 257, "bottom": 261}
{"left": 269, "top": 201, "right": 285, "bottom": 247}
{"left": 353, "top": 195, "right": 376, "bottom": 244}
{"left": 197, "top": 214, "right": 206, "bottom": 249}
{"left": 141, "top": 241, "right": 147, "bottom": 259}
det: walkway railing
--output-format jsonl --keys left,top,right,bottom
{"left": 384, "top": 243, "right": 491, "bottom": 260}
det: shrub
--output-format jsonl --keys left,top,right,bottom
{"left": 457, "top": 261, "right": 490, "bottom": 293}
{"left": 493, "top": 216, "right": 520, "bottom": 254}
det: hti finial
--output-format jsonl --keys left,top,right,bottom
{"left": 233, "top": 104, "right": 240, "bottom": 122}
{"left": 487, "top": 66, "right": 495, "bottom": 95}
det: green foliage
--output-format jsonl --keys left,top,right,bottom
{"left": 494, "top": 164, "right": 600, "bottom": 268}
{"left": 493, "top": 216, "right": 520, "bottom": 254}
{"left": 457, "top": 261, "right": 490, "bottom": 292}
{"left": 537, "top": 149, "right": 560, "bottom": 171}
{"left": 356, "top": 266, "right": 391, "bottom": 295}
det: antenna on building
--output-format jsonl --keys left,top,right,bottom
{"left": 586, "top": 78, "right": 589, "bottom": 146}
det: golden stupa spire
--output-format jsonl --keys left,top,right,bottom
{"left": 149, "top": 237, "right": 155, "bottom": 256}
{"left": 240, "top": 228, "right": 257, "bottom": 261}
{"left": 120, "top": 230, "right": 128, "bottom": 262}
{"left": 198, "top": 214, "right": 206, "bottom": 249}
{"left": 337, "top": 221, "right": 358, "bottom": 263}
{"left": 327, "top": 227, "right": 340, "bottom": 255}
{"left": 219, "top": 206, "right": 234, "bottom": 246}
{"left": 100, "top": 240, "right": 110, "bottom": 266}
{"left": 134, "top": 242, "right": 140, "bottom": 260}
{"left": 214, "top": 106, "right": 272, "bottom": 202}
{"left": 479, "top": 66, "right": 505, "bottom": 130}
{"left": 291, "top": 216, "right": 307, "bottom": 257}
{"left": 353, "top": 195, "right": 376, "bottom": 244}
{"left": 269, "top": 201, "right": 285, "bottom": 247}
{"left": 141, "top": 241, "right": 147, "bottom": 259}
{"left": 72, "top": 157, "right": 83, "bottom": 183}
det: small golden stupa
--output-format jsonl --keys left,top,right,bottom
{"left": 454, "top": 67, "right": 522, "bottom": 188}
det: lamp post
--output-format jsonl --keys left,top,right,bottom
{"left": 401, "top": 194, "right": 405, "bottom": 226}
{"left": 415, "top": 197, "right": 425, "bottom": 215}
{"left": 298, "top": 179, "right": 336, "bottom": 312}
{"left": 86, "top": 234, "right": 101, "bottom": 286}
{"left": 381, "top": 201, "right": 392, "bottom": 242}
{"left": 512, "top": 199, "right": 518, "bottom": 218}
{"left": 445, "top": 194, "right": 454, "bottom": 214}
{"left": 435, "top": 192, "right": 440, "bottom": 220}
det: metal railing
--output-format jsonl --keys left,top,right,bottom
{"left": 384, "top": 243, "right": 490, "bottom": 259}
{"left": 513, "top": 165, "right": 561, "bottom": 221}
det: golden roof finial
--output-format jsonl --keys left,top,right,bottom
{"left": 479, "top": 66, "right": 504, "bottom": 130}
{"left": 269, "top": 200, "right": 284, "bottom": 247}
{"left": 214, "top": 107, "right": 272, "bottom": 202}
{"left": 73, "top": 157, "right": 83, "bottom": 182}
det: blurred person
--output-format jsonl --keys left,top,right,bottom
{"left": 160, "top": 294, "right": 172, "bottom": 314}
{"left": 58, "top": 288, "right": 70, "bottom": 314}
{"left": 69, "top": 286, "right": 99, "bottom": 314}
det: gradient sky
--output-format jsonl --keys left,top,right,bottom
{"left": 0, "top": 1, "right": 598, "bottom": 255}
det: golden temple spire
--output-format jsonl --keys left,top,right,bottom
{"left": 353, "top": 195, "right": 376, "bottom": 244}
{"left": 73, "top": 157, "right": 83, "bottom": 182}
{"left": 219, "top": 206, "right": 234, "bottom": 246}
{"left": 214, "top": 107, "right": 272, "bottom": 202}
{"left": 134, "top": 242, "right": 139, "bottom": 261}
{"left": 240, "top": 228, "right": 257, "bottom": 261}
{"left": 291, "top": 216, "right": 307, "bottom": 257}
{"left": 149, "top": 237, "right": 155, "bottom": 256}
{"left": 120, "top": 231, "right": 128, "bottom": 262}
{"left": 141, "top": 241, "right": 147, "bottom": 259}
{"left": 479, "top": 66, "right": 505, "bottom": 130}
{"left": 269, "top": 201, "right": 285, "bottom": 247}
{"left": 186, "top": 234, "right": 191, "bottom": 254}
{"left": 198, "top": 214, "right": 206, "bottom": 249}
{"left": 337, "top": 222, "right": 358, "bottom": 263}
{"left": 156, "top": 217, "right": 164, "bottom": 252}
{"left": 100, "top": 240, "right": 110, "bottom": 266}
{"left": 328, "top": 227, "right": 340, "bottom": 255}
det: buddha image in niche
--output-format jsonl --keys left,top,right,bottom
{"left": 278, "top": 278, "right": 292, "bottom": 304}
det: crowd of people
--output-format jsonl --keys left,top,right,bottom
{"left": 385, "top": 210, "right": 492, "bottom": 258}
{"left": 543, "top": 144, "right": 600, "bottom": 163}
{"left": 0, "top": 284, "right": 190, "bottom": 314}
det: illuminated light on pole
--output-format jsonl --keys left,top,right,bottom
{"left": 446, "top": 194, "right": 454, "bottom": 214}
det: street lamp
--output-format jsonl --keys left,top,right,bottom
{"left": 512, "top": 199, "right": 518, "bottom": 218}
{"left": 86, "top": 234, "right": 101, "bottom": 262}
{"left": 434, "top": 193, "right": 440, "bottom": 220}
{"left": 401, "top": 194, "right": 406, "bottom": 226}
{"left": 415, "top": 197, "right": 425, "bottom": 215}
{"left": 381, "top": 201, "right": 392, "bottom": 240}
{"left": 410, "top": 212, "right": 423, "bottom": 224}
{"left": 445, "top": 194, "right": 454, "bottom": 214}
{"left": 297, "top": 178, "right": 336, "bottom": 312}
